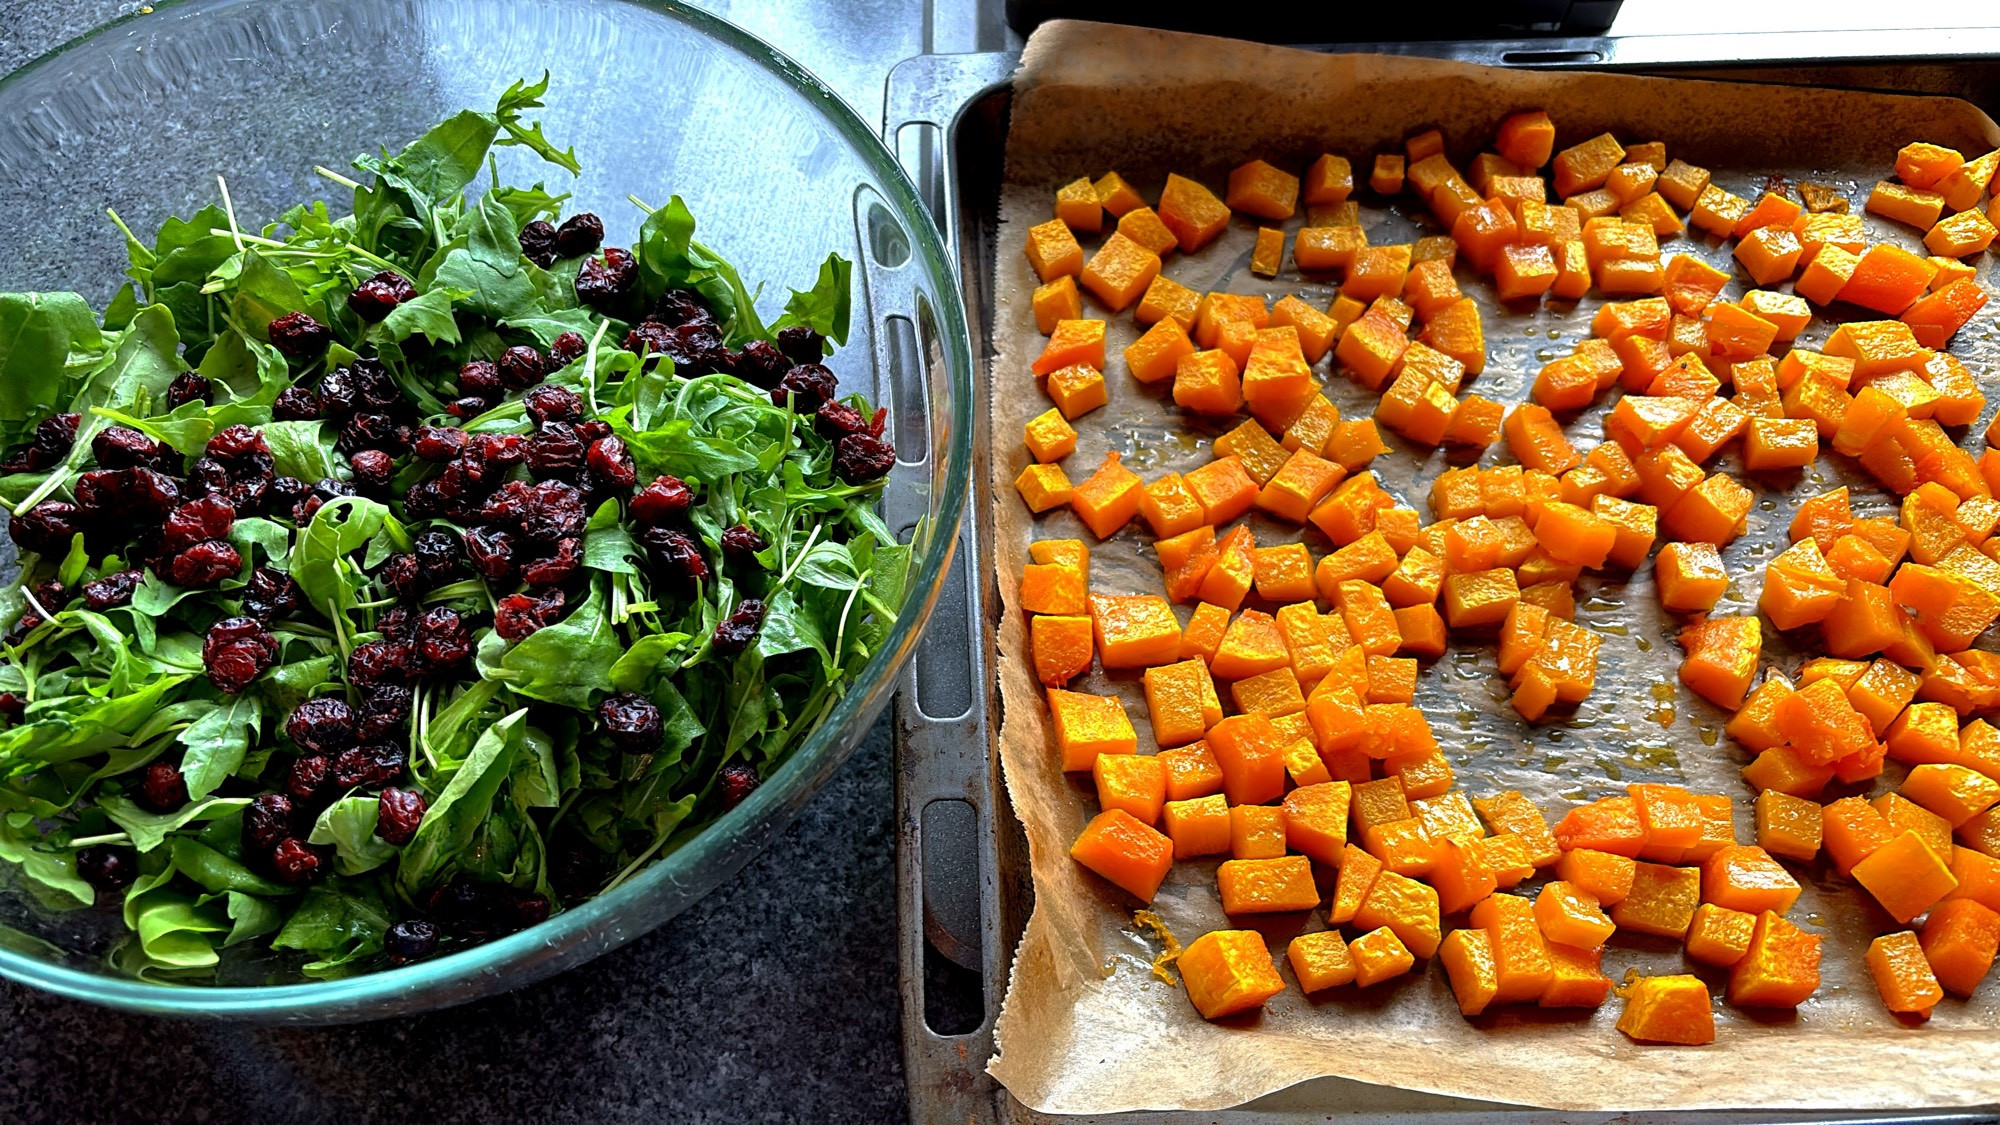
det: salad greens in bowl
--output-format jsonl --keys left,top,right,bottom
{"left": 0, "top": 0, "right": 969, "bottom": 1019}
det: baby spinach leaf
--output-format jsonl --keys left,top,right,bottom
{"left": 0, "top": 292, "right": 103, "bottom": 445}
{"left": 498, "top": 583, "right": 620, "bottom": 709}
{"left": 0, "top": 814, "right": 94, "bottom": 909}
{"left": 131, "top": 892, "right": 229, "bottom": 970}
{"left": 220, "top": 891, "right": 282, "bottom": 946}
{"left": 261, "top": 419, "right": 339, "bottom": 481}
{"left": 96, "top": 795, "right": 253, "bottom": 853}
{"left": 169, "top": 837, "right": 289, "bottom": 896}
{"left": 272, "top": 884, "right": 392, "bottom": 977}
{"left": 397, "top": 708, "right": 526, "bottom": 894}
{"left": 308, "top": 796, "right": 399, "bottom": 876}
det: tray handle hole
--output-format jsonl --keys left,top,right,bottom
{"left": 921, "top": 797, "right": 987, "bottom": 1036}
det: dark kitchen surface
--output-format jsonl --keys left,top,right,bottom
{"left": 0, "top": 2, "right": 1006, "bottom": 1122}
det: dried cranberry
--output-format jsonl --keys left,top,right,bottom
{"left": 549, "top": 331, "right": 588, "bottom": 368}
{"left": 575, "top": 419, "right": 613, "bottom": 443}
{"left": 522, "top": 423, "right": 584, "bottom": 482}
{"left": 624, "top": 320, "right": 675, "bottom": 367}
{"left": 293, "top": 477, "right": 355, "bottom": 525}
{"left": 269, "top": 386, "right": 322, "bottom": 421}
{"left": 638, "top": 525, "right": 709, "bottom": 583}
{"left": 596, "top": 691, "right": 663, "bottom": 752}
{"left": 286, "top": 755, "right": 331, "bottom": 803}
{"left": 524, "top": 384, "right": 582, "bottom": 425}
{"left": 773, "top": 364, "right": 837, "bottom": 413}
{"left": 385, "top": 918, "right": 440, "bottom": 964}
{"left": 136, "top": 760, "right": 188, "bottom": 812}
{"left": 667, "top": 321, "right": 729, "bottom": 375}
{"left": 90, "top": 425, "right": 167, "bottom": 470}
{"left": 465, "top": 525, "right": 519, "bottom": 583}
{"left": 318, "top": 366, "right": 361, "bottom": 421}
{"left": 269, "top": 475, "right": 309, "bottom": 512}
{"left": 166, "top": 371, "right": 212, "bottom": 410}
{"left": 287, "top": 697, "right": 354, "bottom": 754}
{"left": 417, "top": 607, "right": 472, "bottom": 667}
{"left": 477, "top": 432, "right": 526, "bottom": 471}
{"left": 76, "top": 466, "right": 180, "bottom": 522}
{"left": 711, "top": 598, "right": 767, "bottom": 657}
{"left": 577, "top": 247, "right": 637, "bottom": 310}
{"left": 29, "top": 412, "right": 81, "bottom": 461}
{"left": 457, "top": 360, "right": 503, "bottom": 398}
{"left": 554, "top": 212, "right": 604, "bottom": 257}
{"left": 719, "top": 763, "right": 761, "bottom": 810}
{"left": 357, "top": 685, "right": 414, "bottom": 740}
{"left": 170, "top": 539, "right": 244, "bottom": 587}
{"left": 498, "top": 345, "right": 547, "bottom": 390}
{"left": 81, "top": 569, "right": 142, "bottom": 610}
{"left": 349, "top": 448, "right": 396, "bottom": 493}
{"left": 374, "top": 786, "right": 428, "bottom": 847}
{"left": 347, "top": 270, "right": 416, "bottom": 322}
{"left": 412, "top": 425, "right": 467, "bottom": 462}
{"left": 484, "top": 479, "right": 587, "bottom": 542}
{"left": 734, "top": 340, "right": 790, "bottom": 387}
{"left": 75, "top": 846, "right": 138, "bottom": 891}
{"left": 243, "top": 793, "right": 296, "bottom": 851}
{"left": 203, "top": 615, "right": 277, "bottom": 692}
{"left": 271, "top": 838, "right": 324, "bottom": 883}
{"left": 653, "top": 289, "right": 712, "bottom": 327}
{"left": 720, "top": 524, "right": 768, "bottom": 563}
{"left": 778, "top": 325, "right": 826, "bottom": 364}
{"left": 347, "top": 639, "right": 408, "bottom": 687}
{"left": 835, "top": 433, "right": 897, "bottom": 483}
{"left": 242, "top": 566, "right": 305, "bottom": 622}
{"left": 629, "top": 475, "right": 693, "bottom": 525}
{"left": 445, "top": 396, "right": 491, "bottom": 420}
{"left": 379, "top": 553, "right": 424, "bottom": 601}
{"left": 0, "top": 693, "right": 24, "bottom": 722}
{"left": 8, "top": 501, "right": 86, "bottom": 556}
{"left": 206, "top": 425, "right": 264, "bottom": 460}
{"left": 518, "top": 219, "right": 559, "bottom": 267}
{"left": 521, "top": 537, "right": 582, "bottom": 588}
{"left": 339, "top": 412, "right": 408, "bottom": 455}
{"left": 161, "top": 496, "right": 236, "bottom": 554}
{"left": 332, "top": 743, "right": 405, "bottom": 789}
{"left": 815, "top": 400, "right": 870, "bottom": 439}
{"left": 378, "top": 606, "right": 417, "bottom": 641}
{"left": 582, "top": 436, "right": 636, "bottom": 489}
{"left": 268, "top": 311, "right": 332, "bottom": 358}
{"left": 494, "top": 590, "right": 567, "bottom": 639}
{"left": 412, "top": 529, "right": 465, "bottom": 588}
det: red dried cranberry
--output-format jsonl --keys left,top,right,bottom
{"left": 484, "top": 479, "right": 587, "bottom": 542}
{"left": 271, "top": 838, "right": 325, "bottom": 883}
{"left": 773, "top": 363, "right": 837, "bottom": 413}
{"left": 412, "top": 529, "right": 464, "bottom": 586}
{"left": 269, "top": 475, "right": 309, "bottom": 512}
{"left": 268, "top": 312, "right": 332, "bottom": 358}
{"left": 138, "top": 761, "right": 189, "bottom": 812}
{"left": 271, "top": 387, "right": 323, "bottom": 421}
{"left": 376, "top": 787, "right": 427, "bottom": 846}
{"left": 338, "top": 412, "right": 409, "bottom": 455}
{"left": 549, "top": 331, "right": 588, "bottom": 368}
{"left": 0, "top": 693, "right": 24, "bottom": 722}
{"left": 596, "top": 691, "right": 663, "bottom": 751}
{"left": 243, "top": 566, "right": 305, "bottom": 622}
{"left": 161, "top": 496, "right": 236, "bottom": 554}
{"left": 317, "top": 366, "right": 361, "bottom": 421}
{"left": 498, "top": 345, "right": 547, "bottom": 390}
{"left": 667, "top": 321, "right": 729, "bottom": 375}
{"left": 835, "top": 433, "right": 897, "bottom": 483}
{"left": 719, "top": 763, "right": 762, "bottom": 809}
{"left": 8, "top": 501, "right": 87, "bottom": 555}
{"left": 349, "top": 448, "right": 395, "bottom": 493}
{"left": 576, "top": 247, "right": 637, "bottom": 309}
{"left": 458, "top": 360, "right": 503, "bottom": 397}
{"left": 287, "top": 755, "right": 331, "bottom": 803}
{"left": 170, "top": 539, "right": 244, "bottom": 587}
{"left": 206, "top": 424, "right": 265, "bottom": 460}
{"left": 203, "top": 615, "right": 278, "bottom": 692}
{"left": 524, "top": 384, "right": 582, "bottom": 425}
{"left": 378, "top": 553, "right": 424, "bottom": 601}
{"left": 720, "top": 524, "right": 768, "bottom": 563}
{"left": 357, "top": 685, "right": 413, "bottom": 740}
{"left": 654, "top": 289, "right": 712, "bottom": 327}
{"left": 518, "top": 219, "right": 559, "bottom": 267}
{"left": 778, "top": 325, "right": 826, "bottom": 364}
{"left": 575, "top": 419, "right": 612, "bottom": 443}
{"left": 734, "top": 340, "right": 790, "bottom": 387}
{"left": 554, "top": 212, "right": 604, "bottom": 257}
{"left": 30, "top": 412, "right": 81, "bottom": 459}
{"left": 292, "top": 477, "right": 355, "bottom": 525}
{"left": 638, "top": 525, "right": 709, "bottom": 583}
{"left": 477, "top": 433, "right": 526, "bottom": 471}
{"left": 347, "top": 639, "right": 409, "bottom": 687}
{"left": 465, "top": 525, "right": 519, "bottom": 583}
{"left": 286, "top": 697, "right": 354, "bottom": 754}
{"left": 90, "top": 425, "right": 167, "bottom": 470}
{"left": 445, "top": 396, "right": 493, "bottom": 420}
{"left": 76, "top": 466, "right": 180, "bottom": 522}
{"left": 243, "top": 793, "right": 296, "bottom": 852}
{"left": 629, "top": 475, "right": 693, "bottom": 524}
{"left": 81, "top": 569, "right": 142, "bottom": 610}
{"left": 417, "top": 607, "right": 472, "bottom": 667}
{"left": 584, "top": 436, "right": 635, "bottom": 489}
{"left": 76, "top": 846, "right": 139, "bottom": 891}
{"left": 523, "top": 422, "right": 585, "bottom": 480}
{"left": 521, "top": 537, "right": 582, "bottom": 587}
{"left": 332, "top": 743, "right": 405, "bottom": 789}
{"left": 385, "top": 918, "right": 440, "bottom": 964}
{"left": 347, "top": 271, "right": 416, "bottom": 322}
{"left": 494, "top": 590, "right": 567, "bottom": 640}
{"left": 413, "top": 425, "right": 467, "bottom": 462}
{"left": 378, "top": 606, "right": 417, "bottom": 640}
{"left": 624, "top": 320, "right": 675, "bottom": 367}
{"left": 815, "top": 400, "right": 870, "bottom": 439}
{"left": 711, "top": 598, "right": 767, "bottom": 656}
{"left": 166, "top": 371, "right": 212, "bottom": 409}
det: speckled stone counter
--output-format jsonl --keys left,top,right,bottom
{"left": 0, "top": 3, "right": 922, "bottom": 1121}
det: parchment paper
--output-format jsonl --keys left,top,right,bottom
{"left": 984, "top": 21, "right": 2000, "bottom": 1116}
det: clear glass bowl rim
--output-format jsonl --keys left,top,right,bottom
{"left": 0, "top": 0, "right": 972, "bottom": 1019}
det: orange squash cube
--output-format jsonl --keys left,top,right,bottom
{"left": 1162, "top": 793, "right": 1231, "bottom": 859}
{"left": 1159, "top": 741, "right": 1223, "bottom": 802}
{"left": 1553, "top": 133, "right": 1625, "bottom": 198}
{"left": 1093, "top": 753, "right": 1167, "bottom": 827}
{"left": 1226, "top": 159, "right": 1299, "bottom": 221}
{"left": 1921, "top": 897, "right": 2000, "bottom": 995}
{"left": 1841, "top": 243, "right": 1938, "bottom": 315}
{"left": 1468, "top": 892, "right": 1553, "bottom": 1001}
{"left": 1141, "top": 658, "right": 1219, "bottom": 748}
{"left": 1304, "top": 153, "right": 1354, "bottom": 205}
{"left": 1727, "top": 910, "right": 1822, "bottom": 1008}
{"left": 1701, "top": 844, "right": 1802, "bottom": 916}
{"left": 1228, "top": 804, "right": 1288, "bottom": 860}
{"left": 1752, "top": 790, "right": 1822, "bottom": 862}
{"left": 1172, "top": 349, "right": 1242, "bottom": 416}
{"left": 1349, "top": 926, "right": 1416, "bottom": 987}
{"left": 1156, "top": 173, "right": 1231, "bottom": 253}
{"left": 1534, "top": 880, "right": 1615, "bottom": 949}
{"left": 1617, "top": 974, "right": 1715, "bottom": 1044}
{"left": 1070, "top": 809, "right": 1173, "bottom": 901}
{"left": 1205, "top": 713, "right": 1287, "bottom": 806}
{"left": 1438, "top": 927, "right": 1502, "bottom": 1015}
{"left": 1179, "top": 929, "right": 1286, "bottom": 1019}
{"left": 1686, "top": 902, "right": 1757, "bottom": 967}
{"left": 1869, "top": 930, "right": 1945, "bottom": 1016}
{"left": 1024, "top": 218, "right": 1083, "bottom": 282}
{"left": 1868, "top": 180, "right": 1946, "bottom": 229}
{"left": 1219, "top": 854, "right": 1320, "bottom": 914}
{"left": 1496, "top": 110, "right": 1557, "bottom": 170}
{"left": 1369, "top": 153, "right": 1405, "bottom": 195}
{"left": 1610, "top": 861, "right": 1700, "bottom": 939}
{"left": 1014, "top": 463, "right": 1073, "bottom": 514}
{"left": 1355, "top": 869, "right": 1442, "bottom": 958}
{"left": 1902, "top": 763, "right": 2000, "bottom": 828}
{"left": 1282, "top": 781, "right": 1352, "bottom": 866}
{"left": 1853, "top": 829, "right": 1960, "bottom": 923}
{"left": 1287, "top": 929, "right": 1357, "bottom": 992}
{"left": 1032, "top": 275, "right": 1083, "bottom": 334}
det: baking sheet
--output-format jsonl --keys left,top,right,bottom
{"left": 984, "top": 20, "right": 2000, "bottom": 1116}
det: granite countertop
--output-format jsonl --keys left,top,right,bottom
{"left": 0, "top": 2, "right": 955, "bottom": 1121}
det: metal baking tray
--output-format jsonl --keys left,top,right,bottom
{"left": 884, "top": 30, "right": 2000, "bottom": 1125}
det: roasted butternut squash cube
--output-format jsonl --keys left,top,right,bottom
{"left": 1070, "top": 809, "right": 1173, "bottom": 901}
{"left": 1617, "top": 974, "right": 1715, "bottom": 1044}
{"left": 1218, "top": 854, "right": 1319, "bottom": 914}
{"left": 1226, "top": 159, "right": 1299, "bottom": 221}
{"left": 1553, "top": 133, "right": 1625, "bottom": 198}
{"left": 1047, "top": 687, "right": 1135, "bottom": 771}
{"left": 1157, "top": 173, "right": 1231, "bottom": 253}
{"left": 1469, "top": 892, "right": 1553, "bottom": 1001}
{"left": 1287, "top": 929, "right": 1357, "bottom": 992}
{"left": 1611, "top": 861, "right": 1700, "bottom": 938}
{"left": 1090, "top": 594, "right": 1182, "bottom": 670}
{"left": 1355, "top": 869, "right": 1442, "bottom": 958}
{"left": 1729, "top": 910, "right": 1822, "bottom": 1008}
{"left": 1014, "top": 463, "right": 1073, "bottom": 514}
{"left": 1921, "top": 897, "right": 2000, "bottom": 995}
{"left": 1853, "top": 829, "right": 1959, "bottom": 922}
{"left": 1180, "top": 929, "right": 1285, "bottom": 1018}
{"left": 1869, "top": 930, "right": 1945, "bottom": 1016}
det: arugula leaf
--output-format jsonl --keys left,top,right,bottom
{"left": 177, "top": 694, "right": 264, "bottom": 800}
{"left": 231, "top": 251, "right": 313, "bottom": 336}
{"left": 433, "top": 195, "right": 537, "bottom": 321}
{"left": 397, "top": 708, "right": 527, "bottom": 893}
{"left": 377, "top": 286, "right": 465, "bottom": 346}
{"left": 0, "top": 292, "right": 104, "bottom": 446}
{"left": 493, "top": 73, "right": 581, "bottom": 175}
{"left": 261, "top": 419, "right": 340, "bottom": 481}
{"left": 771, "top": 253, "right": 853, "bottom": 347}
{"left": 634, "top": 196, "right": 768, "bottom": 345}
{"left": 0, "top": 814, "right": 94, "bottom": 909}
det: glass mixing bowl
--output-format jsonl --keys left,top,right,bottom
{"left": 0, "top": 0, "right": 970, "bottom": 1020}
